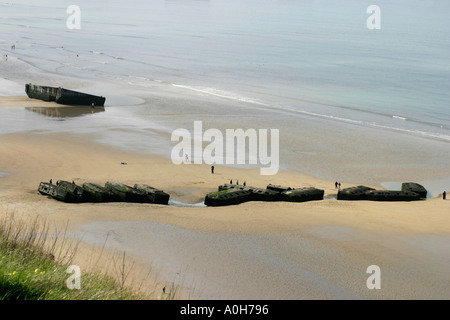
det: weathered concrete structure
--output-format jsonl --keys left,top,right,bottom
{"left": 248, "top": 187, "right": 281, "bottom": 202}
{"left": 401, "top": 182, "right": 427, "bottom": 199}
{"left": 38, "top": 181, "right": 169, "bottom": 204}
{"left": 58, "top": 180, "right": 87, "bottom": 202}
{"left": 206, "top": 184, "right": 323, "bottom": 206}
{"left": 105, "top": 182, "right": 151, "bottom": 203}
{"left": 266, "top": 184, "right": 292, "bottom": 193}
{"left": 204, "top": 188, "right": 254, "bottom": 207}
{"left": 25, "top": 83, "right": 106, "bottom": 106}
{"left": 337, "top": 185, "right": 376, "bottom": 200}
{"left": 82, "top": 182, "right": 119, "bottom": 202}
{"left": 134, "top": 184, "right": 170, "bottom": 205}
{"left": 38, "top": 182, "right": 78, "bottom": 202}
{"left": 366, "top": 190, "right": 421, "bottom": 202}
{"left": 218, "top": 184, "right": 281, "bottom": 202}
{"left": 279, "top": 187, "right": 324, "bottom": 202}
{"left": 218, "top": 184, "right": 238, "bottom": 192}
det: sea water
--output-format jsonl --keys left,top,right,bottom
{"left": 1, "top": 0, "right": 449, "bottom": 185}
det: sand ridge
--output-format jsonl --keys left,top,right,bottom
{"left": 0, "top": 96, "right": 65, "bottom": 108}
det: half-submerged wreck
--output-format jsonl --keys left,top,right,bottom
{"left": 401, "top": 182, "right": 427, "bottom": 199}
{"left": 134, "top": 184, "right": 170, "bottom": 205}
{"left": 38, "top": 181, "right": 169, "bottom": 204}
{"left": 25, "top": 83, "right": 106, "bottom": 106}
{"left": 82, "top": 182, "right": 119, "bottom": 203}
{"left": 38, "top": 182, "right": 81, "bottom": 203}
{"left": 337, "top": 183, "right": 427, "bottom": 202}
{"left": 337, "top": 186, "right": 376, "bottom": 201}
{"left": 279, "top": 187, "right": 324, "bottom": 202}
{"left": 204, "top": 184, "right": 324, "bottom": 207}
{"left": 219, "top": 184, "right": 281, "bottom": 202}
{"left": 365, "top": 190, "right": 421, "bottom": 202}
{"left": 57, "top": 180, "right": 88, "bottom": 202}
{"left": 204, "top": 188, "right": 254, "bottom": 207}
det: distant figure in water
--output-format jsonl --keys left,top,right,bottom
{"left": 444, "top": 191, "right": 446, "bottom": 200}
{"left": 211, "top": 165, "right": 214, "bottom": 174}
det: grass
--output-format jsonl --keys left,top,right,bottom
{"left": 207, "top": 190, "right": 230, "bottom": 197}
{"left": 0, "top": 213, "right": 177, "bottom": 300}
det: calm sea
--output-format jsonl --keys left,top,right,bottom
{"left": 1, "top": 0, "right": 449, "bottom": 141}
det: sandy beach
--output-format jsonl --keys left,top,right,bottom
{"left": 1, "top": 16, "right": 449, "bottom": 299}
{"left": 0, "top": 114, "right": 449, "bottom": 299}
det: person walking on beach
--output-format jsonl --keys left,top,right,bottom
{"left": 211, "top": 165, "right": 214, "bottom": 174}
{"left": 243, "top": 181, "right": 246, "bottom": 186}
{"left": 335, "top": 181, "right": 338, "bottom": 189}
{"left": 230, "top": 179, "right": 232, "bottom": 184}
{"left": 444, "top": 191, "right": 446, "bottom": 200}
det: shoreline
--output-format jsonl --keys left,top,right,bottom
{"left": 1, "top": 55, "right": 450, "bottom": 187}
{"left": 1, "top": 94, "right": 449, "bottom": 198}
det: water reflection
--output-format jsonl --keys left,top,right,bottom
{"left": 25, "top": 106, "right": 105, "bottom": 118}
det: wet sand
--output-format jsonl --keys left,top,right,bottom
{"left": 0, "top": 96, "right": 61, "bottom": 108}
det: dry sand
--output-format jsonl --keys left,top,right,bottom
{"left": 0, "top": 101, "right": 449, "bottom": 299}
{"left": 0, "top": 96, "right": 62, "bottom": 108}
